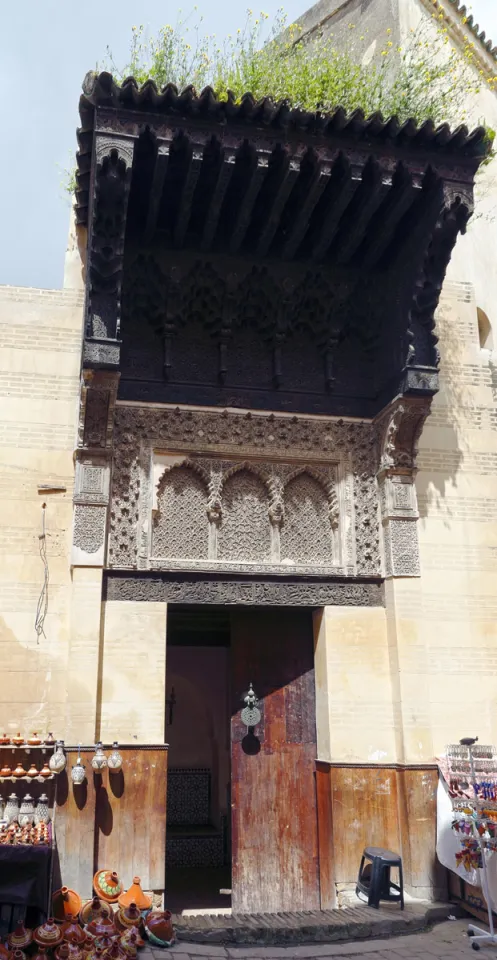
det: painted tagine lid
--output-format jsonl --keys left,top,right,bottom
{"left": 120, "top": 927, "right": 144, "bottom": 949}
{"left": 34, "top": 919, "right": 63, "bottom": 948}
{"left": 0, "top": 733, "right": 10, "bottom": 745}
{"left": 53, "top": 886, "right": 83, "bottom": 922}
{"left": 115, "top": 903, "right": 142, "bottom": 932}
{"left": 55, "top": 944, "right": 70, "bottom": 960}
{"left": 32, "top": 948, "right": 49, "bottom": 960}
{"left": 144, "top": 911, "right": 174, "bottom": 946}
{"left": 11, "top": 951, "right": 27, "bottom": 960}
{"left": 0, "top": 764, "right": 11, "bottom": 777}
{"left": 86, "top": 916, "right": 118, "bottom": 940}
{"left": 11, "top": 733, "right": 24, "bottom": 746}
{"left": 105, "top": 943, "right": 126, "bottom": 960}
{"left": 28, "top": 732, "right": 42, "bottom": 746}
{"left": 9, "top": 923, "right": 32, "bottom": 949}
{"left": 61, "top": 918, "right": 87, "bottom": 946}
{"left": 93, "top": 870, "right": 123, "bottom": 904}
{"left": 12, "top": 761, "right": 27, "bottom": 778}
{"left": 80, "top": 896, "right": 112, "bottom": 926}
{"left": 118, "top": 877, "right": 151, "bottom": 911}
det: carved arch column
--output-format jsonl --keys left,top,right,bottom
{"left": 83, "top": 132, "right": 136, "bottom": 369}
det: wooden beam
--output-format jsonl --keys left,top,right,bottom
{"left": 336, "top": 170, "right": 390, "bottom": 265}
{"left": 361, "top": 178, "right": 419, "bottom": 270}
{"left": 312, "top": 163, "right": 361, "bottom": 262}
{"left": 230, "top": 152, "right": 270, "bottom": 255}
{"left": 174, "top": 147, "right": 203, "bottom": 248}
{"left": 202, "top": 149, "right": 237, "bottom": 252}
{"left": 144, "top": 141, "right": 169, "bottom": 243}
{"left": 256, "top": 159, "right": 300, "bottom": 258}
{"left": 282, "top": 163, "right": 331, "bottom": 261}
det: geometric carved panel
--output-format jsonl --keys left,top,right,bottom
{"left": 280, "top": 473, "right": 332, "bottom": 565}
{"left": 217, "top": 469, "right": 271, "bottom": 564}
{"left": 152, "top": 466, "right": 209, "bottom": 560}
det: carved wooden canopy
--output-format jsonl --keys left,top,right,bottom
{"left": 76, "top": 72, "right": 486, "bottom": 418}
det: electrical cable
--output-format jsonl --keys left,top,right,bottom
{"left": 35, "top": 503, "right": 49, "bottom": 642}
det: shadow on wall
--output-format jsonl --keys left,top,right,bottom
{"left": 417, "top": 297, "right": 472, "bottom": 518}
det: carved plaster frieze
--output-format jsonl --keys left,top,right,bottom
{"left": 109, "top": 404, "right": 380, "bottom": 577}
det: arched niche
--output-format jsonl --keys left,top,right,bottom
{"left": 478, "top": 307, "right": 493, "bottom": 351}
{"left": 280, "top": 470, "right": 333, "bottom": 565}
{"left": 217, "top": 467, "right": 271, "bottom": 563}
{"left": 152, "top": 463, "right": 209, "bottom": 560}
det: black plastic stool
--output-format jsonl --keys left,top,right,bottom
{"left": 356, "top": 846, "right": 404, "bottom": 910}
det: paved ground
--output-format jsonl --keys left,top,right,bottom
{"left": 140, "top": 919, "right": 485, "bottom": 959}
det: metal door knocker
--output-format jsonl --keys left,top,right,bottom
{"left": 241, "top": 683, "right": 261, "bottom": 730}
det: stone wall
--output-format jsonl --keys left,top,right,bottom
{"left": 0, "top": 284, "right": 83, "bottom": 740}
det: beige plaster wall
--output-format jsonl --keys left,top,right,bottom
{"left": 0, "top": 282, "right": 84, "bottom": 741}
{"left": 99, "top": 601, "right": 167, "bottom": 743}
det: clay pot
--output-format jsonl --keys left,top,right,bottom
{"left": 11, "top": 951, "right": 26, "bottom": 960}
{"left": 55, "top": 945, "right": 70, "bottom": 960}
{"left": 118, "top": 879, "right": 151, "bottom": 912}
{"left": 67, "top": 944, "right": 85, "bottom": 960}
{"left": 114, "top": 904, "right": 143, "bottom": 933}
{"left": 85, "top": 917, "right": 118, "bottom": 941}
{"left": 39, "top": 761, "right": 52, "bottom": 778}
{"left": 93, "top": 871, "right": 123, "bottom": 904}
{"left": 8, "top": 923, "right": 32, "bottom": 950}
{"left": 61, "top": 918, "right": 87, "bottom": 946}
{"left": 32, "top": 947, "right": 49, "bottom": 960}
{"left": 93, "top": 938, "right": 115, "bottom": 955}
{"left": 144, "top": 912, "right": 174, "bottom": 947}
{"left": 53, "top": 887, "right": 83, "bottom": 923}
{"left": 80, "top": 897, "right": 111, "bottom": 927}
{"left": 120, "top": 928, "right": 144, "bottom": 951}
{"left": 28, "top": 733, "right": 42, "bottom": 746}
{"left": 11, "top": 733, "right": 24, "bottom": 747}
{"left": 0, "top": 764, "right": 12, "bottom": 777}
{"left": 34, "top": 919, "right": 63, "bottom": 948}
{"left": 0, "top": 733, "right": 10, "bottom": 745}
{"left": 85, "top": 947, "right": 104, "bottom": 960}
{"left": 44, "top": 732, "right": 56, "bottom": 745}
{"left": 0, "top": 942, "right": 10, "bottom": 960}
{"left": 104, "top": 943, "right": 126, "bottom": 960}
{"left": 12, "top": 762, "right": 26, "bottom": 778}
{"left": 27, "top": 762, "right": 39, "bottom": 778}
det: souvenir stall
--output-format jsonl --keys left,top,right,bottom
{"left": 0, "top": 734, "right": 172, "bottom": 953}
{"left": 437, "top": 738, "right": 497, "bottom": 949}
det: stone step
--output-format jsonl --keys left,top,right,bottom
{"left": 172, "top": 901, "right": 458, "bottom": 945}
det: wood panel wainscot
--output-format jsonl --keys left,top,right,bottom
{"left": 315, "top": 762, "right": 442, "bottom": 906}
{"left": 55, "top": 745, "right": 167, "bottom": 898}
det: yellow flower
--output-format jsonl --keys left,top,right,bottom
{"left": 387, "top": 40, "right": 393, "bottom": 47}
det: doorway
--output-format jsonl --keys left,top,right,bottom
{"left": 165, "top": 607, "right": 231, "bottom": 914}
{"left": 165, "top": 604, "right": 319, "bottom": 915}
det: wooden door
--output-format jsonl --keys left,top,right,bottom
{"left": 230, "top": 609, "right": 319, "bottom": 914}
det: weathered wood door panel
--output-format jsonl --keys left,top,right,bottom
{"left": 230, "top": 609, "right": 319, "bottom": 914}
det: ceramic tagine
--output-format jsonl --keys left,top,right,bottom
{"left": 5, "top": 792, "right": 19, "bottom": 824}
{"left": 53, "top": 887, "right": 83, "bottom": 922}
{"left": 55, "top": 944, "right": 70, "bottom": 960}
{"left": 8, "top": 923, "right": 32, "bottom": 950}
{"left": 11, "top": 733, "right": 24, "bottom": 747}
{"left": 13, "top": 760, "right": 27, "bottom": 778}
{"left": 118, "top": 878, "right": 151, "bottom": 912}
{"left": 80, "top": 897, "right": 111, "bottom": 927}
{"left": 0, "top": 762, "right": 11, "bottom": 777}
{"left": 144, "top": 912, "right": 175, "bottom": 948}
{"left": 91, "top": 743, "right": 108, "bottom": 773}
{"left": 107, "top": 743, "right": 123, "bottom": 773}
{"left": 27, "top": 762, "right": 39, "bottom": 778}
{"left": 28, "top": 733, "right": 42, "bottom": 746}
{"left": 0, "top": 733, "right": 10, "bottom": 745}
{"left": 0, "top": 943, "right": 11, "bottom": 960}
{"left": 34, "top": 920, "right": 63, "bottom": 949}
{"left": 32, "top": 947, "right": 49, "bottom": 960}
{"left": 120, "top": 927, "right": 145, "bottom": 951}
{"left": 49, "top": 740, "right": 66, "bottom": 774}
{"left": 93, "top": 869, "right": 123, "bottom": 904}
{"left": 18, "top": 794, "right": 35, "bottom": 826}
{"left": 106, "top": 942, "right": 127, "bottom": 960}
{"left": 61, "top": 918, "right": 87, "bottom": 946}
{"left": 115, "top": 903, "right": 143, "bottom": 933}
{"left": 119, "top": 932, "right": 140, "bottom": 960}
{"left": 39, "top": 760, "right": 52, "bottom": 778}
{"left": 85, "top": 915, "right": 118, "bottom": 941}
{"left": 11, "top": 950, "right": 27, "bottom": 960}
{"left": 44, "top": 732, "right": 56, "bottom": 746}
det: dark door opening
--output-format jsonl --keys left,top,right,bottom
{"left": 165, "top": 606, "right": 232, "bottom": 914}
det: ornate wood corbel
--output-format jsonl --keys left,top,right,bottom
{"left": 375, "top": 395, "right": 432, "bottom": 578}
{"left": 84, "top": 132, "right": 136, "bottom": 369}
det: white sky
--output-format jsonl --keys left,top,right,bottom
{"left": 0, "top": 0, "right": 496, "bottom": 289}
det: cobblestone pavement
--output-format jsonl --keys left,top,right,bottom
{"left": 141, "top": 919, "right": 482, "bottom": 960}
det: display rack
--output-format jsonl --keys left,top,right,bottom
{"left": 447, "top": 738, "right": 497, "bottom": 951}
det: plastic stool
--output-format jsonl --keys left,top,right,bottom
{"left": 356, "top": 846, "right": 404, "bottom": 910}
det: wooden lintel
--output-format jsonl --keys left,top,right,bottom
{"left": 282, "top": 165, "right": 331, "bottom": 261}
{"left": 174, "top": 150, "right": 203, "bottom": 248}
{"left": 144, "top": 142, "right": 170, "bottom": 243}
{"left": 257, "top": 161, "right": 300, "bottom": 258}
